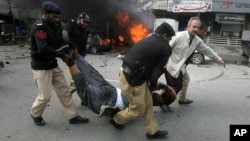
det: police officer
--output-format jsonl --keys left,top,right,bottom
{"left": 62, "top": 12, "right": 90, "bottom": 96}
{"left": 30, "top": 1, "right": 89, "bottom": 126}
{"left": 102, "top": 22, "right": 175, "bottom": 140}
{"left": 63, "top": 12, "right": 90, "bottom": 58}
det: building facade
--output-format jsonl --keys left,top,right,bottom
{"left": 151, "top": 0, "right": 250, "bottom": 38}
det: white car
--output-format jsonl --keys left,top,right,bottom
{"left": 189, "top": 51, "right": 205, "bottom": 65}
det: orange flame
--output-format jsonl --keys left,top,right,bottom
{"left": 101, "top": 38, "right": 110, "bottom": 46}
{"left": 129, "top": 24, "right": 148, "bottom": 43}
{"left": 116, "top": 11, "right": 149, "bottom": 44}
{"left": 116, "top": 11, "right": 130, "bottom": 27}
{"left": 118, "top": 35, "right": 124, "bottom": 42}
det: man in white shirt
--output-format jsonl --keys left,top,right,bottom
{"left": 165, "top": 17, "right": 225, "bottom": 105}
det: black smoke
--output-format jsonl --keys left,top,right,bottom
{"left": 46, "top": 0, "right": 155, "bottom": 45}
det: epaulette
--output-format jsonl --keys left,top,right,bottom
{"left": 36, "top": 20, "right": 43, "bottom": 26}
{"left": 37, "top": 23, "right": 43, "bottom": 26}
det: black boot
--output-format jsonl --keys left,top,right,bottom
{"left": 69, "top": 115, "right": 89, "bottom": 124}
{"left": 146, "top": 130, "right": 168, "bottom": 140}
{"left": 31, "top": 114, "right": 46, "bottom": 126}
{"left": 109, "top": 118, "right": 124, "bottom": 129}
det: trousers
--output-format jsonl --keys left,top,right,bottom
{"left": 62, "top": 61, "right": 76, "bottom": 93}
{"left": 113, "top": 71, "right": 158, "bottom": 135}
{"left": 165, "top": 69, "right": 190, "bottom": 101}
{"left": 31, "top": 66, "right": 78, "bottom": 119}
{"left": 178, "top": 72, "right": 190, "bottom": 101}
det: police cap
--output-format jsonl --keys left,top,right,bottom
{"left": 42, "top": 1, "right": 61, "bottom": 14}
{"left": 155, "top": 22, "right": 175, "bottom": 37}
{"left": 78, "top": 12, "right": 90, "bottom": 23}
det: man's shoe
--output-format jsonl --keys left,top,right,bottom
{"left": 159, "top": 105, "right": 174, "bottom": 112}
{"left": 109, "top": 118, "right": 124, "bottom": 129}
{"left": 69, "top": 115, "right": 89, "bottom": 124}
{"left": 31, "top": 114, "right": 45, "bottom": 126}
{"left": 146, "top": 130, "right": 168, "bottom": 140}
{"left": 178, "top": 99, "right": 193, "bottom": 105}
{"left": 99, "top": 105, "right": 120, "bottom": 117}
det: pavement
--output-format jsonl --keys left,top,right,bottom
{"left": 208, "top": 44, "right": 249, "bottom": 65}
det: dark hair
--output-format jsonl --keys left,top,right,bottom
{"left": 200, "top": 22, "right": 208, "bottom": 30}
{"left": 155, "top": 22, "right": 175, "bottom": 36}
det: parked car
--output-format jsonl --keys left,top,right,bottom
{"left": 242, "top": 41, "right": 250, "bottom": 58}
{"left": 86, "top": 30, "right": 112, "bottom": 54}
{"left": 189, "top": 51, "right": 205, "bottom": 65}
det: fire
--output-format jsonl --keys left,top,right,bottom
{"left": 101, "top": 38, "right": 110, "bottom": 46}
{"left": 116, "top": 11, "right": 130, "bottom": 27}
{"left": 116, "top": 11, "right": 149, "bottom": 44}
{"left": 128, "top": 24, "right": 148, "bottom": 43}
{"left": 118, "top": 35, "right": 124, "bottom": 42}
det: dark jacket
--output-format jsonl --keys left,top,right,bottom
{"left": 64, "top": 19, "right": 88, "bottom": 57}
{"left": 30, "top": 19, "right": 65, "bottom": 70}
{"left": 122, "top": 34, "right": 172, "bottom": 87}
{"left": 73, "top": 55, "right": 128, "bottom": 114}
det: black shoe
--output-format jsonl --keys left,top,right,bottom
{"left": 69, "top": 115, "right": 89, "bottom": 124}
{"left": 109, "top": 118, "right": 124, "bottom": 129}
{"left": 31, "top": 114, "right": 45, "bottom": 126}
{"left": 146, "top": 130, "right": 168, "bottom": 140}
{"left": 99, "top": 105, "right": 120, "bottom": 117}
{"left": 178, "top": 99, "right": 193, "bottom": 105}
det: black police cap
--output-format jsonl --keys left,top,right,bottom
{"left": 78, "top": 12, "right": 90, "bottom": 23}
{"left": 42, "top": 1, "right": 61, "bottom": 14}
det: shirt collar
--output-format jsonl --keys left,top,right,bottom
{"left": 185, "top": 31, "right": 193, "bottom": 41}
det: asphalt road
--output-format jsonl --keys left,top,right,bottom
{"left": 1, "top": 46, "right": 250, "bottom": 141}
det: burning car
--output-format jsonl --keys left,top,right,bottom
{"left": 86, "top": 30, "right": 113, "bottom": 54}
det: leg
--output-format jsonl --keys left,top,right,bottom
{"left": 113, "top": 71, "right": 158, "bottom": 134}
{"left": 164, "top": 69, "right": 183, "bottom": 94}
{"left": 178, "top": 72, "right": 190, "bottom": 101}
{"left": 30, "top": 69, "right": 53, "bottom": 126}
{"left": 143, "top": 84, "right": 159, "bottom": 135}
{"left": 178, "top": 72, "right": 193, "bottom": 105}
{"left": 62, "top": 61, "right": 76, "bottom": 94}
{"left": 31, "top": 70, "right": 53, "bottom": 117}
{"left": 51, "top": 67, "right": 78, "bottom": 119}
{"left": 52, "top": 66, "right": 89, "bottom": 123}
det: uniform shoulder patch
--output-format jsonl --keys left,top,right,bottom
{"left": 36, "top": 31, "right": 47, "bottom": 40}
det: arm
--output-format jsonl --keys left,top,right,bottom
{"left": 149, "top": 56, "right": 168, "bottom": 89}
{"left": 34, "top": 23, "right": 66, "bottom": 59}
{"left": 196, "top": 40, "right": 225, "bottom": 67}
{"left": 63, "top": 22, "right": 79, "bottom": 57}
